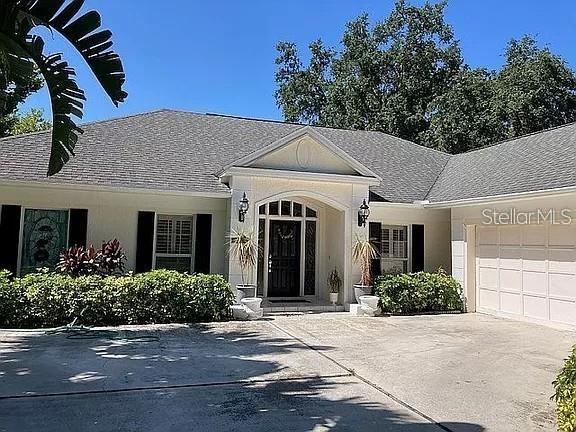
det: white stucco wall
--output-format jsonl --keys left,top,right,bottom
{"left": 449, "top": 192, "right": 576, "bottom": 312}
{"left": 0, "top": 183, "right": 229, "bottom": 275}
{"left": 369, "top": 204, "right": 452, "bottom": 273}
{"left": 226, "top": 173, "right": 370, "bottom": 305}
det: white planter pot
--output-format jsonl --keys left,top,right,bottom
{"left": 240, "top": 297, "right": 263, "bottom": 320}
{"left": 354, "top": 284, "right": 372, "bottom": 303}
{"left": 358, "top": 295, "right": 380, "bottom": 316}
{"left": 236, "top": 284, "right": 256, "bottom": 304}
{"left": 329, "top": 292, "right": 339, "bottom": 305}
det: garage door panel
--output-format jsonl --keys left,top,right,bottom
{"left": 479, "top": 267, "right": 498, "bottom": 289}
{"left": 476, "top": 224, "right": 575, "bottom": 328}
{"left": 549, "top": 249, "right": 576, "bottom": 274}
{"left": 549, "top": 300, "right": 576, "bottom": 325}
{"left": 523, "top": 226, "right": 547, "bottom": 246}
{"left": 549, "top": 273, "right": 576, "bottom": 299}
{"left": 522, "top": 271, "right": 547, "bottom": 296}
{"left": 549, "top": 225, "right": 576, "bottom": 247}
{"left": 477, "top": 226, "right": 498, "bottom": 245}
{"left": 522, "top": 249, "right": 547, "bottom": 272}
{"left": 500, "top": 226, "right": 522, "bottom": 246}
{"left": 477, "top": 245, "right": 498, "bottom": 267}
{"left": 500, "top": 292, "right": 522, "bottom": 315}
{"left": 479, "top": 289, "right": 499, "bottom": 310}
{"left": 499, "top": 247, "right": 521, "bottom": 270}
{"left": 523, "top": 295, "right": 549, "bottom": 321}
{"left": 499, "top": 269, "right": 522, "bottom": 292}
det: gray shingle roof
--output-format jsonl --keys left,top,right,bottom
{"left": 0, "top": 109, "right": 450, "bottom": 203}
{"left": 2, "top": 109, "right": 574, "bottom": 203}
{"left": 426, "top": 122, "right": 576, "bottom": 202}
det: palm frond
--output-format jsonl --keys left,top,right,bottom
{"left": 352, "top": 235, "right": 378, "bottom": 286}
{"left": 25, "top": 0, "right": 127, "bottom": 105}
{"left": 227, "top": 228, "right": 260, "bottom": 286}
{"left": 23, "top": 35, "right": 85, "bottom": 174}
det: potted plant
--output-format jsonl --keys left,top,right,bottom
{"left": 352, "top": 235, "right": 378, "bottom": 303}
{"left": 227, "top": 227, "right": 259, "bottom": 302}
{"left": 327, "top": 267, "right": 341, "bottom": 305}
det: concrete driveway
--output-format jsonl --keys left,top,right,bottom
{"left": 0, "top": 314, "right": 574, "bottom": 432}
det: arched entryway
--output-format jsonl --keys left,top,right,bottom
{"left": 255, "top": 199, "right": 319, "bottom": 298}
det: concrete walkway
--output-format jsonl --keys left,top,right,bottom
{"left": 0, "top": 313, "right": 573, "bottom": 431}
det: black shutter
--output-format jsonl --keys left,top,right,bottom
{"left": 136, "top": 211, "right": 155, "bottom": 273}
{"left": 194, "top": 214, "right": 212, "bottom": 274}
{"left": 68, "top": 209, "right": 88, "bottom": 248}
{"left": 411, "top": 224, "right": 425, "bottom": 272}
{"left": 369, "top": 222, "right": 382, "bottom": 278}
{"left": 0, "top": 205, "right": 22, "bottom": 274}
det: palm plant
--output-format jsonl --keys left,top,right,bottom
{"left": 352, "top": 235, "right": 377, "bottom": 286}
{"left": 227, "top": 227, "right": 259, "bottom": 287}
{"left": 327, "top": 267, "right": 342, "bottom": 294}
{"left": 0, "top": 0, "right": 127, "bottom": 175}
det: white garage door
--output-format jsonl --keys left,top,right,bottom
{"left": 476, "top": 224, "right": 576, "bottom": 327}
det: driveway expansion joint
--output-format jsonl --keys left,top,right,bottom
{"left": 268, "top": 320, "right": 456, "bottom": 432}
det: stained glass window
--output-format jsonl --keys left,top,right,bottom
{"left": 21, "top": 209, "right": 69, "bottom": 274}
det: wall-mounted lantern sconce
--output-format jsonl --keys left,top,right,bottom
{"left": 357, "top": 199, "right": 370, "bottom": 227}
{"left": 238, "top": 192, "right": 250, "bottom": 222}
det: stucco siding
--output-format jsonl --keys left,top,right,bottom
{"left": 369, "top": 205, "right": 452, "bottom": 273}
{"left": 0, "top": 183, "right": 229, "bottom": 275}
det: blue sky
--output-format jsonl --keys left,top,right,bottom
{"left": 22, "top": 0, "right": 576, "bottom": 123}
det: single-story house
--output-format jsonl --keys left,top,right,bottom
{"left": 0, "top": 109, "right": 575, "bottom": 328}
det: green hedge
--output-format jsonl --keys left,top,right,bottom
{"left": 374, "top": 270, "right": 463, "bottom": 314}
{"left": 0, "top": 269, "right": 234, "bottom": 328}
{"left": 554, "top": 345, "right": 576, "bottom": 432}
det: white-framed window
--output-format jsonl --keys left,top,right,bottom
{"left": 154, "top": 215, "right": 194, "bottom": 272}
{"left": 380, "top": 225, "right": 408, "bottom": 274}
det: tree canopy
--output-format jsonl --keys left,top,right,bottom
{"left": 0, "top": 0, "right": 127, "bottom": 175}
{"left": 275, "top": 0, "right": 576, "bottom": 153}
{"left": 0, "top": 57, "right": 42, "bottom": 137}
{"left": 10, "top": 108, "right": 50, "bottom": 135}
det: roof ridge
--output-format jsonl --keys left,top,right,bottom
{"left": 205, "top": 111, "right": 452, "bottom": 157}
{"left": 0, "top": 109, "right": 175, "bottom": 142}
{"left": 457, "top": 120, "right": 576, "bottom": 156}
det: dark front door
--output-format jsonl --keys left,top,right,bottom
{"left": 268, "top": 220, "right": 301, "bottom": 297}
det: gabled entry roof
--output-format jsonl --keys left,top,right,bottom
{"left": 217, "top": 127, "right": 382, "bottom": 179}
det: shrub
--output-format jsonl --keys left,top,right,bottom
{"left": 554, "top": 345, "right": 576, "bottom": 432}
{"left": 0, "top": 270, "right": 30, "bottom": 327}
{"left": 57, "top": 239, "right": 126, "bottom": 277}
{"left": 0, "top": 270, "right": 234, "bottom": 328}
{"left": 374, "top": 269, "right": 463, "bottom": 314}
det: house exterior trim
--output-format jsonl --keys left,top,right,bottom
{"left": 221, "top": 166, "right": 381, "bottom": 186}
{"left": 216, "top": 126, "right": 382, "bottom": 180}
{"left": 423, "top": 185, "right": 576, "bottom": 208}
{"left": 0, "top": 180, "right": 232, "bottom": 199}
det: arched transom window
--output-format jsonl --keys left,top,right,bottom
{"left": 258, "top": 200, "right": 317, "bottom": 219}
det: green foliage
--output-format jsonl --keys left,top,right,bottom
{"left": 374, "top": 270, "right": 463, "bottom": 314}
{"left": 0, "top": 270, "right": 234, "bottom": 328}
{"left": 554, "top": 346, "right": 576, "bottom": 432}
{"left": 0, "top": 62, "right": 43, "bottom": 137}
{"left": 276, "top": 0, "right": 463, "bottom": 143}
{"left": 9, "top": 108, "right": 50, "bottom": 135}
{"left": 0, "top": 0, "right": 127, "bottom": 175}
{"left": 275, "top": 1, "right": 576, "bottom": 154}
